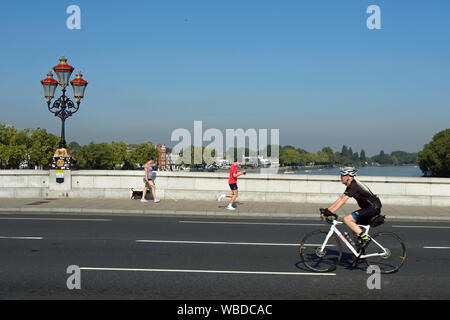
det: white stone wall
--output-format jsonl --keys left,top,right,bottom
{"left": 0, "top": 170, "right": 449, "bottom": 206}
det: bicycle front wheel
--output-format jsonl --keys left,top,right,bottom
{"left": 300, "top": 230, "right": 342, "bottom": 273}
{"left": 363, "top": 232, "right": 406, "bottom": 274}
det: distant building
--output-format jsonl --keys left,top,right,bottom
{"left": 157, "top": 144, "right": 168, "bottom": 170}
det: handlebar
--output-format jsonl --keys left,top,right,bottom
{"left": 319, "top": 208, "right": 339, "bottom": 224}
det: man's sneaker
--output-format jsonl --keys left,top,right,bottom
{"left": 226, "top": 204, "right": 236, "bottom": 211}
{"left": 154, "top": 199, "right": 161, "bottom": 203}
{"left": 218, "top": 194, "right": 226, "bottom": 202}
{"left": 140, "top": 199, "right": 148, "bottom": 203}
{"left": 357, "top": 233, "right": 371, "bottom": 250}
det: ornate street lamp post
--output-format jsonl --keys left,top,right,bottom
{"left": 41, "top": 56, "right": 88, "bottom": 175}
{"left": 41, "top": 56, "right": 88, "bottom": 150}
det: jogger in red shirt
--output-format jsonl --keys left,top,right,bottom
{"left": 218, "top": 160, "right": 246, "bottom": 210}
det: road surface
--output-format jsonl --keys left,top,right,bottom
{"left": 0, "top": 213, "right": 449, "bottom": 300}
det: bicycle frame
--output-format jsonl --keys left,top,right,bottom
{"left": 321, "top": 219, "right": 388, "bottom": 258}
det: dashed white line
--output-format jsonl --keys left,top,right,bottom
{"left": 424, "top": 246, "right": 450, "bottom": 249}
{"left": 393, "top": 225, "right": 450, "bottom": 229}
{"left": 0, "top": 217, "right": 111, "bottom": 222}
{"left": 136, "top": 239, "right": 336, "bottom": 247}
{"left": 80, "top": 267, "right": 335, "bottom": 276}
{"left": 179, "top": 220, "right": 323, "bottom": 226}
{"left": 0, "top": 236, "right": 43, "bottom": 240}
{"left": 136, "top": 239, "right": 299, "bottom": 246}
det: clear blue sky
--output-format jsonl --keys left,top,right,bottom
{"left": 1, "top": 0, "right": 449, "bottom": 155}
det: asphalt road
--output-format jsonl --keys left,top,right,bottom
{"left": 0, "top": 212, "right": 449, "bottom": 300}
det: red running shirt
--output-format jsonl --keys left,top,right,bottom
{"left": 228, "top": 164, "right": 238, "bottom": 184}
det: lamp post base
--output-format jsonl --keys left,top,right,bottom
{"left": 50, "top": 148, "right": 73, "bottom": 172}
{"left": 53, "top": 148, "right": 71, "bottom": 158}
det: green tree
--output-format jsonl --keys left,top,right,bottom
{"left": 340, "top": 145, "right": 352, "bottom": 165}
{"left": 314, "top": 150, "right": 329, "bottom": 164}
{"left": 110, "top": 141, "right": 128, "bottom": 169}
{"left": 371, "top": 150, "right": 392, "bottom": 165}
{"left": 0, "top": 124, "right": 28, "bottom": 168}
{"left": 312, "top": 147, "right": 335, "bottom": 165}
{"left": 391, "top": 155, "right": 399, "bottom": 166}
{"left": 299, "top": 151, "right": 314, "bottom": 166}
{"left": 75, "top": 142, "right": 115, "bottom": 169}
{"left": 313, "top": 151, "right": 327, "bottom": 164}
{"left": 391, "top": 151, "right": 418, "bottom": 165}
{"left": 178, "top": 145, "right": 215, "bottom": 167}
{"left": 28, "top": 128, "right": 59, "bottom": 169}
{"left": 128, "top": 143, "right": 159, "bottom": 167}
{"left": 68, "top": 141, "right": 81, "bottom": 152}
{"left": 360, "top": 149, "right": 367, "bottom": 164}
{"left": 334, "top": 151, "right": 342, "bottom": 164}
{"left": 352, "top": 151, "right": 360, "bottom": 165}
{"left": 321, "top": 146, "right": 336, "bottom": 164}
{"left": 0, "top": 144, "right": 27, "bottom": 168}
{"left": 348, "top": 147, "right": 354, "bottom": 158}
{"left": 418, "top": 129, "right": 450, "bottom": 177}
{"left": 280, "top": 148, "right": 301, "bottom": 166}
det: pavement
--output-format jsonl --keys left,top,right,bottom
{"left": 0, "top": 197, "right": 449, "bottom": 221}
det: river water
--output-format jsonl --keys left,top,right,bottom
{"left": 283, "top": 166, "right": 423, "bottom": 177}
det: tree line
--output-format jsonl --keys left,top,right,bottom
{"left": 279, "top": 145, "right": 418, "bottom": 167}
{"left": 0, "top": 124, "right": 158, "bottom": 170}
{"left": 0, "top": 124, "right": 59, "bottom": 169}
{"left": 3, "top": 124, "right": 448, "bottom": 176}
{"left": 69, "top": 141, "right": 159, "bottom": 170}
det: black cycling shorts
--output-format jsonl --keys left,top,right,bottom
{"left": 352, "top": 206, "right": 381, "bottom": 225}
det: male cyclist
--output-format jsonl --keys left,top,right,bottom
{"left": 320, "top": 167, "right": 382, "bottom": 249}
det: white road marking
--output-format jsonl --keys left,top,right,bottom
{"left": 0, "top": 217, "right": 111, "bottom": 222}
{"left": 423, "top": 246, "right": 450, "bottom": 249}
{"left": 179, "top": 220, "right": 323, "bottom": 227}
{"left": 0, "top": 236, "right": 43, "bottom": 240}
{"left": 80, "top": 267, "right": 335, "bottom": 276}
{"left": 136, "top": 239, "right": 299, "bottom": 246}
{"left": 136, "top": 239, "right": 336, "bottom": 247}
{"left": 392, "top": 225, "right": 450, "bottom": 229}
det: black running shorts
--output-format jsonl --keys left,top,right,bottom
{"left": 229, "top": 183, "right": 238, "bottom": 191}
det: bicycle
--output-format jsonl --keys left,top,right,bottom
{"left": 299, "top": 210, "right": 406, "bottom": 274}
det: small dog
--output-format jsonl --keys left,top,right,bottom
{"left": 131, "top": 188, "right": 153, "bottom": 200}
{"left": 131, "top": 189, "right": 143, "bottom": 200}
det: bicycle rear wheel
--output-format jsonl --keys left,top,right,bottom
{"left": 300, "top": 230, "right": 342, "bottom": 272}
{"left": 363, "top": 232, "right": 406, "bottom": 274}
